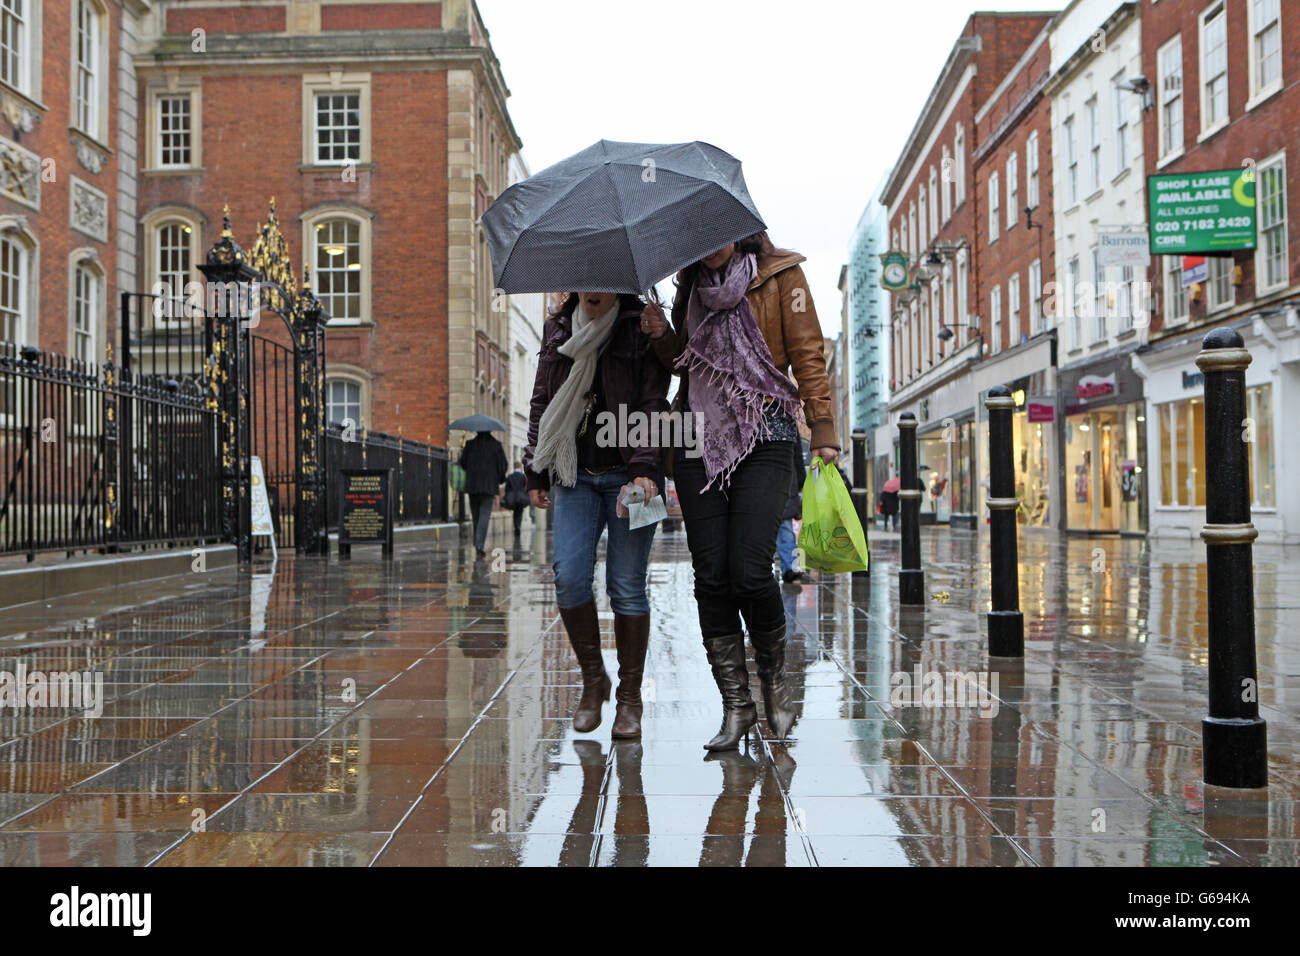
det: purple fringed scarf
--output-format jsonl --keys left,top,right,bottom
{"left": 675, "top": 252, "right": 802, "bottom": 490}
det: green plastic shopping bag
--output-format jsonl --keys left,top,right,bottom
{"left": 797, "top": 457, "right": 869, "bottom": 573}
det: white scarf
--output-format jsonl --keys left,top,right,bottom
{"left": 532, "top": 298, "right": 622, "bottom": 487}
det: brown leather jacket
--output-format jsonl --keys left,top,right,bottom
{"left": 523, "top": 302, "right": 670, "bottom": 493}
{"left": 651, "top": 250, "right": 839, "bottom": 452}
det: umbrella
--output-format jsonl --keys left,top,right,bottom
{"left": 882, "top": 477, "right": 901, "bottom": 493}
{"left": 449, "top": 414, "right": 507, "bottom": 433}
{"left": 482, "top": 140, "right": 766, "bottom": 294}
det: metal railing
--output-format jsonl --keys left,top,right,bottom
{"left": 0, "top": 342, "right": 222, "bottom": 559}
{"left": 325, "top": 424, "right": 449, "bottom": 528}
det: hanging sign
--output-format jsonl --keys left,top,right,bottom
{"left": 1026, "top": 397, "right": 1055, "bottom": 423}
{"left": 1098, "top": 230, "right": 1150, "bottom": 267}
{"left": 1181, "top": 255, "right": 1208, "bottom": 287}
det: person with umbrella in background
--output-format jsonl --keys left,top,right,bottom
{"left": 523, "top": 291, "right": 669, "bottom": 739}
{"left": 879, "top": 475, "right": 900, "bottom": 532}
{"left": 642, "top": 231, "right": 838, "bottom": 751}
{"left": 459, "top": 430, "right": 507, "bottom": 558}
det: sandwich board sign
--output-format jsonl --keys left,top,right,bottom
{"left": 250, "top": 456, "right": 277, "bottom": 560}
{"left": 338, "top": 468, "right": 394, "bottom": 558}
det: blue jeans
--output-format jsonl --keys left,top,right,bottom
{"left": 551, "top": 468, "right": 656, "bottom": 615}
{"left": 776, "top": 519, "right": 797, "bottom": 573}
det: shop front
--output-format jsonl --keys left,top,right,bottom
{"left": 972, "top": 335, "right": 1058, "bottom": 530}
{"left": 1135, "top": 310, "right": 1300, "bottom": 545}
{"left": 1058, "top": 353, "right": 1147, "bottom": 535}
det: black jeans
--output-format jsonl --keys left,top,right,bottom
{"left": 675, "top": 441, "right": 794, "bottom": 639}
{"left": 469, "top": 494, "right": 494, "bottom": 551}
{"left": 512, "top": 506, "right": 525, "bottom": 534}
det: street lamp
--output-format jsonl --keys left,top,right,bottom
{"left": 937, "top": 321, "right": 984, "bottom": 359}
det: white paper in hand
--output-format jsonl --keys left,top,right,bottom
{"left": 627, "top": 494, "right": 667, "bottom": 530}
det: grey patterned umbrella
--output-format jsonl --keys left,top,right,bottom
{"left": 482, "top": 140, "right": 765, "bottom": 294}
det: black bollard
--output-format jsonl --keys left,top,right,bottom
{"left": 1196, "top": 328, "right": 1267, "bottom": 789}
{"left": 897, "top": 413, "right": 923, "bottom": 605}
{"left": 850, "top": 429, "right": 869, "bottom": 578}
{"left": 984, "top": 386, "right": 1024, "bottom": 656}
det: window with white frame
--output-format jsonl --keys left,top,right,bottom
{"left": 326, "top": 378, "right": 363, "bottom": 428}
{"left": 155, "top": 221, "right": 193, "bottom": 324}
{"left": 942, "top": 264, "right": 954, "bottom": 355}
{"left": 313, "top": 218, "right": 363, "bottom": 322}
{"left": 1064, "top": 115, "right": 1078, "bottom": 205}
{"left": 72, "top": 263, "right": 96, "bottom": 364}
{"left": 1008, "top": 274, "right": 1021, "bottom": 346}
{"left": 1159, "top": 386, "right": 1274, "bottom": 508}
{"left": 1026, "top": 131, "right": 1040, "bottom": 208}
{"left": 1164, "top": 255, "right": 1188, "bottom": 323}
{"left": 956, "top": 250, "right": 968, "bottom": 346}
{"left": 1092, "top": 246, "right": 1106, "bottom": 341}
{"left": 988, "top": 171, "right": 999, "bottom": 242}
{"left": 908, "top": 204, "right": 917, "bottom": 256}
{"left": 941, "top": 146, "right": 952, "bottom": 221}
{"left": 1118, "top": 265, "right": 1135, "bottom": 331}
{"left": 1006, "top": 152, "right": 1018, "bottom": 228}
{"left": 928, "top": 166, "right": 938, "bottom": 238}
{"left": 157, "top": 94, "right": 193, "bottom": 168}
{"left": 1249, "top": 0, "right": 1282, "bottom": 101}
{"left": 1200, "top": 3, "right": 1229, "bottom": 132}
{"left": 0, "top": 234, "right": 25, "bottom": 345}
{"left": 918, "top": 188, "right": 928, "bottom": 249}
{"left": 1067, "top": 255, "right": 1081, "bottom": 346}
{"left": 990, "top": 284, "right": 1002, "bottom": 354}
{"left": 1028, "top": 259, "right": 1042, "bottom": 334}
{"left": 920, "top": 293, "right": 930, "bottom": 369}
{"left": 954, "top": 124, "right": 966, "bottom": 204}
{"left": 1085, "top": 95, "right": 1101, "bottom": 193}
{"left": 1206, "top": 256, "right": 1234, "bottom": 311}
{"left": 1256, "top": 153, "right": 1288, "bottom": 292}
{"left": 1159, "top": 36, "right": 1184, "bottom": 157}
{"left": 1112, "top": 74, "right": 1128, "bottom": 173}
{"left": 314, "top": 91, "right": 361, "bottom": 164}
{"left": 75, "top": 1, "right": 103, "bottom": 138}
{"left": 0, "top": 0, "right": 28, "bottom": 94}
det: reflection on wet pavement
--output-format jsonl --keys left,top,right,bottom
{"left": 0, "top": 528, "right": 1296, "bottom": 866}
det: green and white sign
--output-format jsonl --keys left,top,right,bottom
{"left": 880, "top": 250, "right": 909, "bottom": 291}
{"left": 1148, "top": 169, "right": 1256, "bottom": 255}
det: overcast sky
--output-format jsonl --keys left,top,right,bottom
{"left": 477, "top": 0, "right": 1062, "bottom": 336}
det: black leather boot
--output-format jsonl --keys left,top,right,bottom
{"left": 611, "top": 613, "right": 650, "bottom": 738}
{"left": 559, "top": 601, "right": 610, "bottom": 733}
{"left": 702, "top": 633, "right": 757, "bottom": 751}
{"left": 750, "top": 622, "right": 796, "bottom": 740}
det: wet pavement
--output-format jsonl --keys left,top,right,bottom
{"left": 0, "top": 522, "right": 1296, "bottom": 866}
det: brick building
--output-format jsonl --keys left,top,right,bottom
{"left": 1134, "top": 0, "right": 1299, "bottom": 543}
{"left": 132, "top": 0, "right": 523, "bottom": 447}
{"left": 880, "top": 11, "right": 1056, "bottom": 526}
{"left": 0, "top": 0, "right": 149, "bottom": 362}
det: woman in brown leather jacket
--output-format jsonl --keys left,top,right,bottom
{"left": 641, "top": 232, "right": 838, "bottom": 750}
{"left": 525, "top": 292, "right": 670, "bottom": 739}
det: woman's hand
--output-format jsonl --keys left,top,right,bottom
{"left": 529, "top": 488, "right": 550, "bottom": 510}
{"left": 634, "top": 476, "right": 658, "bottom": 501}
{"left": 615, "top": 478, "right": 659, "bottom": 519}
{"left": 640, "top": 303, "right": 669, "bottom": 340}
{"left": 812, "top": 447, "right": 839, "bottom": 467}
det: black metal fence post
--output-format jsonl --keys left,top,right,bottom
{"left": 850, "top": 428, "right": 869, "bottom": 578}
{"left": 897, "top": 412, "right": 923, "bottom": 605}
{"left": 1196, "top": 328, "right": 1267, "bottom": 789}
{"left": 984, "top": 385, "right": 1024, "bottom": 657}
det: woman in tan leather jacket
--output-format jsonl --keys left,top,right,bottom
{"left": 640, "top": 231, "right": 838, "bottom": 750}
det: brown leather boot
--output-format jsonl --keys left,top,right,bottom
{"left": 611, "top": 613, "right": 650, "bottom": 738}
{"left": 559, "top": 601, "right": 610, "bottom": 733}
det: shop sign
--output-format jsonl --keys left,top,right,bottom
{"left": 1026, "top": 396, "right": 1054, "bottom": 422}
{"left": 1076, "top": 373, "right": 1116, "bottom": 402}
{"left": 1181, "top": 370, "right": 1205, "bottom": 389}
{"left": 919, "top": 398, "right": 929, "bottom": 422}
{"left": 1099, "top": 230, "right": 1150, "bottom": 267}
{"left": 1181, "top": 255, "right": 1208, "bottom": 287}
{"left": 1148, "top": 168, "right": 1257, "bottom": 255}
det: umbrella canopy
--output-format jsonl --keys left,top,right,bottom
{"left": 482, "top": 140, "right": 765, "bottom": 294}
{"left": 449, "top": 414, "right": 507, "bottom": 433}
{"left": 882, "top": 477, "right": 901, "bottom": 493}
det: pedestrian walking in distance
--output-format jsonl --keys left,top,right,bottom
{"left": 776, "top": 439, "right": 807, "bottom": 583}
{"left": 525, "top": 291, "right": 670, "bottom": 738}
{"left": 460, "top": 430, "right": 508, "bottom": 558}
{"left": 503, "top": 462, "right": 530, "bottom": 537}
{"left": 879, "top": 476, "right": 900, "bottom": 531}
{"left": 642, "top": 231, "right": 838, "bottom": 750}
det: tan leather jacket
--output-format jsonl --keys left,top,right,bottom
{"left": 651, "top": 250, "right": 839, "bottom": 452}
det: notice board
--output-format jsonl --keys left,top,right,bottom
{"left": 338, "top": 468, "right": 393, "bottom": 558}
